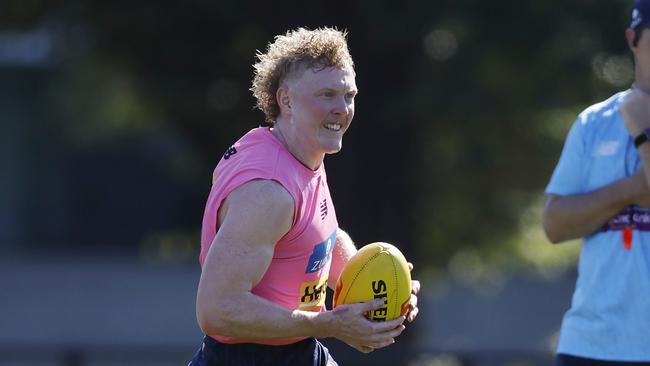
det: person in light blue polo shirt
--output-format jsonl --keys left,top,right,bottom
{"left": 543, "top": 0, "right": 650, "bottom": 365}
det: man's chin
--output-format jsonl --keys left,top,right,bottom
{"left": 325, "top": 145, "right": 342, "bottom": 155}
{"left": 319, "top": 139, "right": 343, "bottom": 155}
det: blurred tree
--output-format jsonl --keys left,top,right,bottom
{"left": 0, "top": 0, "right": 633, "bottom": 272}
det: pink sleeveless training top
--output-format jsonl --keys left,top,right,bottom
{"left": 200, "top": 127, "right": 339, "bottom": 345}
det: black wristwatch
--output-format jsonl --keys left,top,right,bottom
{"left": 634, "top": 128, "right": 650, "bottom": 148}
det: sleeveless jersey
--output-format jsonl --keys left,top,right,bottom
{"left": 200, "top": 127, "right": 339, "bottom": 346}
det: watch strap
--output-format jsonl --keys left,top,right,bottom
{"left": 634, "top": 128, "right": 650, "bottom": 148}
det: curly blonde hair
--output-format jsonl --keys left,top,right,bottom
{"left": 251, "top": 27, "right": 354, "bottom": 123}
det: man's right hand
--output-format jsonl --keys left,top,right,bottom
{"left": 324, "top": 299, "right": 406, "bottom": 353}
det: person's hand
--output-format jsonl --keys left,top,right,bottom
{"left": 629, "top": 168, "right": 650, "bottom": 208}
{"left": 328, "top": 299, "right": 405, "bottom": 353}
{"left": 406, "top": 262, "right": 420, "bottom": 322}
{"left": 621, "top": 89, "right": 650, "bottom": 137}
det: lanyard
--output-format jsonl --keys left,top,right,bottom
{"left": 601, "top": 206, "right": 650, "bottom": 250}
{"left": 623, "top": 226, "right": 633, "bottom": 250}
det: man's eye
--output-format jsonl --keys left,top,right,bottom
{"left": 323, "top": 91, "right": 335, "bottom": 97}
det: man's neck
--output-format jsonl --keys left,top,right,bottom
{"left": 270, "top": 124, "right": 323, "bottom": 171}
{"left": 633, "top": 68, "right": 650, "bottom": 94}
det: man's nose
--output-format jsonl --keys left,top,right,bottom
{"left": 331, "top": 96, "right": 351, "bottom": 115}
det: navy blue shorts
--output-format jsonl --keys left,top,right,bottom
{"left": 556, "top": 354, "right": 650, "bottom": 366}
{"left": 188, "top": 336, "right": 338, "bottom": 366}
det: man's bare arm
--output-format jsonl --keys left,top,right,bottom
{"left": 195, "top": 180, "right": 405, "bottom": 351}
{"left": 328, "top": 228, "right": 357, "bottom": 290}
{"left": 543, "top": 170, "right": 650, "bottom": 243}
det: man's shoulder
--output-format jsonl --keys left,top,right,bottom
{"left": 228, "top": 179, "right": 294, "bottom": 215}
{"left": 577, "top": 91, "right": 628, "bottom": 126}
{"left": 232, "top": 127, "right": 277, "bottom": 153}
{"left": 218, "top": 127, "right": 281, "bottom": 168}
{"left": 214, "top": 126, "right": 316, "bottom": 199}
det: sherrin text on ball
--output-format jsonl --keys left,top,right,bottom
{"left": 333, "top": 242, "right": 411, "bottom": 321}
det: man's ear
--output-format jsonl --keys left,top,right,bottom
{"left": 276, "top": 87, "right": 291, "bottom": 115}
{"left": 626, "top": 28, "right": 637, "bottom": 51}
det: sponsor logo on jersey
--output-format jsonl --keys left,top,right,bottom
{"left": 305, "top": 230, "right": 336, "bottom": 273}
{"left": 298, "top": 276, "right": 328, "bottom": 310}
{"left": 593, "top": 140, "right": 619, "bottom": 157}
{"left": 223, "top": 146, "right": 237, "bottom": 160}
{"left": 320, "top": 198, "right": 328, "bottom": 220}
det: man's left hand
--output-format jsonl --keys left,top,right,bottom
{"left": 406, "top": 262, "right": 420, "bottom": 322}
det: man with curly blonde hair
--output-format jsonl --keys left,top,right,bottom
{"left": 251, "top": 27, "right": 355, "bottom": 124}
{"left": 189, "top": 27, "right": 419, "bottom": 366}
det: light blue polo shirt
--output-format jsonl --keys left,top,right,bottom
{"left": 546, "top": 90, "right": 650, "bottom": 361}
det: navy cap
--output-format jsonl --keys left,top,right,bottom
{"left": 631, "top": 0, "right": 650, "bottom": 29}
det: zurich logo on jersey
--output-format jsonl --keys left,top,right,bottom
{"left": 305, "top": 230, "right": 336, "bottom": 273}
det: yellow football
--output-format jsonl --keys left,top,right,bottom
{"left": 333, "top": 242, "right": 412, "bottom": 321}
